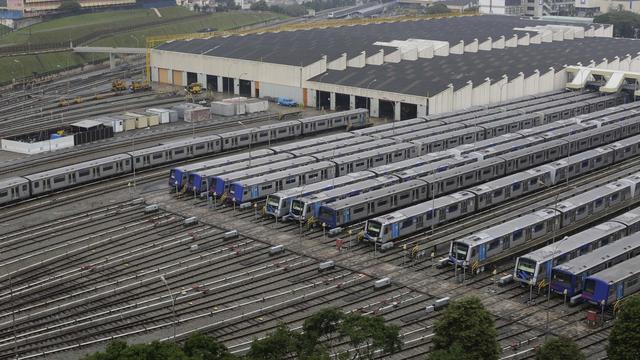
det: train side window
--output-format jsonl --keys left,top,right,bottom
{"left": 153, "top": 153, "right": 163, "bottom": 159}
{"left": 378, "top": 200, "right": 388, "bottom": 206}
{"left": 22, "top": 185, "right": 27, "bottom": 191}
{"left": 533, "top": 223, "right": 544, "bottom": 233}
{"left": 401, "top": 219, "right": 413, "bottom": 228}
{"left": 595, "top": 198, "right": 604, "bottom": 207}
{"left": 79, "top": 169, "right": 90, "bottom": 177}
{"left": 53, "top": 176, "right": 65, "bottom": 184}
{"left": 285, "top": 178, "right": 296, "bottom": 184}
{"left": 512, "top": 183, "right": 521, "bottom": 191}
{"left": 195, "top": 144, "right": 205, "bottom": 150}
{"left": 103, "top": 165, "right": 113, "bottom": 171}
{"left": 175, "top": 149, "right": 184, "bottom": 155}
{"left": 627, "top": 276, "right": 639, "bottom": 288}
{"left": 353, "top": 207, "right": 364, "bottom": 214}
{"left": 136, "top": 158, "right": 140, "bottom": 163}
{"left": 33, "top": 182, "right": 39, "bottom": 188}
{"left": 611, "top": 193, "right": 619, "bottom": 202}
{"left": 261, "top": 184, "right": 273, "bottom": 190}
{"left": 0, "top": 191, "right": 7, "bottom": 197}
{"left": 126, "top": 160, "right": 130, "bottom": 166}
{"left": 513, "top": 229, "right": 523, "bottom": 241}
{"left": 448, "top": 204, "right": 458, "bottom": 213}
{"left": 493, "top": 189, "right": 503, "bottom": 197}
{"left": 581, "top": 160, "right": 589, "bottom": 168}
{"left": 399, "top": 193, "right": 410, "bottom": 200}
{"left": 488, "top": 239, "right": 500, "bottom": 251}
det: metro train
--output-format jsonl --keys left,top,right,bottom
{"left": 581, "top": 254, "right": 640, "bottom": 306}
{"left": 550, "top": 229, "right": 640, "bottom": 298}
{"left": 446, "top": 172, "right": 640, "bottom": 271}
{"left": 363, "top": 130, "right": 640, "bottom": 245}
{"left": 327, "top": 117, "right": 640, "bottom": 230}
{"left": 0, "top": 109, "right": 369, "bottom": 205}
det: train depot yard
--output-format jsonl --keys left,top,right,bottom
{"left": 3, "top": 10, "right": 640, "bottom": 360}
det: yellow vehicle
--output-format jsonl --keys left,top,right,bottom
{"left": 129, "top": 81, "right": 151, "bottom": 93}
{"left": 111, "top": 80, "right": 127, "bottom": 92}
{"left": 186, "top": 82, "right": 203, "bottom": 95}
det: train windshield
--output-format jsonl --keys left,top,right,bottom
{"left": 516, "top": 258, "right": 536, "bottom": 275}
{"left": 267, "top": 196, "right": 280, "bottom": 209}
{"left": 451, "top": 242, "right": 469, "bottom": 260}
{"left": 366, "top": 221, "right": 382, "bottom": 238}
{"left": 291, "top": 200, "right": 304, "bottom": 215}
{"left": 170, "top": 170, "right": 176, "bottom": 180}
{"left": 552, "top": 270, "right": 572, "bottom": 286}
{"left": 583, "top": 279, "right": 596, "bottom": 294}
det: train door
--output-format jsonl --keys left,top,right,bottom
{"left": 391, "top": 223, "right": 400, "bottom": 239}
{"left": 166, "top": 151, "right": 173, "bottom": 161}
{"left": 370, "top": 201, "right": 375, "bottom": 214}
{"left": 70, "top": 172, "right": 77, "bottom": 184}
{"left": 277, "top": 180, "right": 283, "bottom": 191}
{"left": 45, "top": 179, "right": 51, "bottom": 191}
{"left": 342, "top": 209, "right": 350, "bottom": 224}
{"left": 96, "top": 166, "right": 101, "bottom": 177}
{"left": 616, "top": 283, "right": 624, "bottom": 300}
{"left": 144, "top": 155, "right": 151, "bottom": 166}
{"left": 478, "top": 244, "right": 487, "bottom": 261}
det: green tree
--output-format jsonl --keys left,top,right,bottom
{"left": 425, "top": 3, "right": 451, "bottom": 14}
{"left": 608, "top": 295, "right": 640, "bottom": 360}
{"left": 247, "top": 323, "right": 304, "bottom": 360}
{"left": 536, "top": 336, "right": 585, "bottom": 360}
{"left": 250, "top": 0, "right": 270, "bottom": 11}
{"left": 302, "top": 307, "right": 344, "bottom": 356}
{"left": 338, "top": 312, "right": 402, "bottom": 360}
{"left": 430, "top": 297, "right": 500, "bottom": 360}
{"left": 428, "top": 343, "right": 466, "bottom": 360}
{"left": 183, "top": 332, "right": 235, "bottom": 360}
{"left": 594, "top": 10, "right": 640, "bottom": 38}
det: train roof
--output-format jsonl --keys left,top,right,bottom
{"left": 298, "top": 175, "right": 399, "bottom": 203}
{"left": 367, "top": 156, "right": 429, "bottom": 176}
{"left": 605, "top": 132, "right": 640, "bottom": 150}
{"left": 585, "top": 254, "right": 640, "bottom": 284}
{"left": 516, "top": 119, "right": 576, "bottom": 137}
{"left": 450, "top": 133, "right": 524, "bottom": 155}
{"left": 233, "top": 161, "right": 336, "bottom": 186}
{"left": 193, "top": 153, "right": 295, "bottom": 178}
{"left": 173, "top": 149, "right": 275, "bottom": 172}
{"left": 311, "top": 139, "right": 396, "bottom": 160}
{"left": 24, "top": 154, "right": 131, "bottom": 181}
{"left": 350, "top": 117, "right": 427, "bottom": 136}
{"left": 455, "top": 209, "right": 559, "bottom": 246}
{"left": 497, "top": 139, "right": 566, "bottom": 161}
{"left": 269, "top": 171, "right": 375, "bottom": 198}
{"left": 254, "top": 121, "right": 301, "bottom": 131}
{"left": 287, "top": 136, "right": 374, "bottom": 157}
{"left": 297, "top": 108, "right": 367, "bottom": 123}
{"left": 372, "top": 120, "right": 449, "bottom": 138}
{"left": 323, "top": 179, "right": 427, "bottom": 211}
{"left": 468, "top": 167, "right": 547, "bottom": 195}
{"left": 555, "top": 181, "right": 629, "bottom": 212}
{"left": 0, "top": 176, "right": 29, "bottom": 188}
{"left": 370, "top": 191, "right": 476, "bottom": 224}
{"left": 212, "top": 156, "right": 316, "bottom": 180}
{"left": 394, "top": 155, "right": 477, "bottom": 179}
{"left": 406, "top": 126, "right": 482, "bottom": 144}
{"left": 540, "top": 147, "right": 611, "bottom": 171}
{"left": 418, "top": 157, "right": 504, "bottom": 182}
{"left": 439, "top": 108, "right": 511, "bottom": 124}
{"left": 269, "top": 133, "right": 354, "bottom": 153}
{"left": 554, "top": 232, "right": 640, "bottom": 274}
{"left": 610, "top": 206, "right": 640, "bottom": 227}
{"left": 330, "top": 142, "right": 417, "bottom": 164}
{"left": 390, "top": 123, "right": 465, "bottom": 142}
{"left": 518, "top": 221, "right": 626, "bottom": 263}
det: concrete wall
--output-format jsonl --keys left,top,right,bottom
{"left": 151, "top": 50, "right": 303, "bottom": 89}
{"left": 260, "top": 82, "right": 304, "bottom": 103}
{"left": 1, "top": 136, "right": 74, "bottom": 154}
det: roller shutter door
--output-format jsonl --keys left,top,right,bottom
{"left": 158, "top": 68, "right": 169, "bottom": 84}
{"left": 172, "top": 70, "right": 184, "bottom": 86}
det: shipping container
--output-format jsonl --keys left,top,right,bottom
{"left": 210, "top": 101, "right": 236, "bottom": 116}
{"left": 245, "top": 99, "right": 269, "bottom": 113}
{"left": 147, "top": 108, "right": 171, "bottom": 124}
{"left": 184, "top": 106, "right": 210, "bottom": 123}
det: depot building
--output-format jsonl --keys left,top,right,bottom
{"left": 149, "top": 14, "right": 640, "bottom": 120}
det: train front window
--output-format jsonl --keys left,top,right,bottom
{"left": 516, "top": 258, "right": 536, "bottom": 275}
{"left": 366, "top": 221, "right": 382, "bottom": 238}
{"left": 267, "top": 196, "right": 280, "bottom": 208}
{"left": 452, "top": 242, "right": 468, "bottom": 260}
{"left": 291, "top": 200, "right": 304, "bottom": 215}
{"left": 552, "top": 271, "right": 572, "bottom": 285}
{"left": 583, "top": 279, "right": 596, "bottom": 294}
{"left": 170, "top": 170, "right": 176, "bottom": 179}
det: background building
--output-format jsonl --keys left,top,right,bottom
{"left": 150, "top": 15, "right": 629, "bottom": 120}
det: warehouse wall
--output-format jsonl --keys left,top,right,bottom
{"left": 151, "top": 50, "right": 303, "bottom": 88}
{"left": 260, "top": 82, "right": 304, "bottom": 103}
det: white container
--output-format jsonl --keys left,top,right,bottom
{"left": 223, "top": 97, "right": 246, "bottom": 115}
{"left": 95, "top": 116, "right": 124, "bottom": 133}
{"left": 434, "top": 297, "right": 450, "bottom": 310}
{"left": 269, "top": 245, "right": 284, "bottom": 255}
{"left": 245, "top": 99, "right": 269, "bottom": 113}
{"left": 318, "top": 261, "right": 335, "bottom": 271}
{"left": 224, "top": 230, "right": 238, "bottom": 239}
{"left": 183, "top": 217, "right": 198, "bottom": 226}
{"left": 210, "top": 101, "right": 236, "bottom": 116}
{"left": 144, "top": 204, "right": 159, "bottom": 213}
{"left": 184, "top": 107, "right": 210, "bottom": 123}
{"left": 147, "top": 108, "right": 171, "bottom": 124}
{"left": 374, "top": 277, "right": 391, "bottom": 289}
